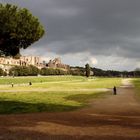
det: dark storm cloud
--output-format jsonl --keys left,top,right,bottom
{"left": 1, "top": 0, "right": 140, "bottom": 60}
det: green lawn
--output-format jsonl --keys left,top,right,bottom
{"left": 132, "top": 78, "right": 140, "bottom": 100}
{"left": 0, "top": 76, "right": 122, "bottom": 114}
{"left": 0, "top": 76, "right": 84, "bottom": 85}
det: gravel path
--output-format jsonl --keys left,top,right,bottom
{"left": 0, "top": 79, "right": 140, "bottom": 140}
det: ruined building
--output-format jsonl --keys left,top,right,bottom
{"left": 0, "top": 56, "right": 69, "bottom": 73}
{"left": 0, "top": 56, "right": 45, "bottom": 73}
{"left": 47, "top": 57, "right": 70, "bottom": 70}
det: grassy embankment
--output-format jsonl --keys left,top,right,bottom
{"left": 0, "top": 76, "right": 122, "bottom": 114}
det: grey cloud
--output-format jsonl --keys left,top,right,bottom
{"left": 1, "top": 0, "right": 140, "bottom": 69}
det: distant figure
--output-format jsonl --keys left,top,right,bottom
{"left": 11, "top": 83, "right": 14, "bottom": 87}
{"left": 29, "top": 82, "right": 32, "bottom": 85}
{"left": 113, "top": 86, "right": 117, "bottom": 95}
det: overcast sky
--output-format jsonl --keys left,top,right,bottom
{"left": 1, "top": 0, "right": 140, "bottom": 70}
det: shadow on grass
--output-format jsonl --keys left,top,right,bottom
{"left": 0, "top": 92, "right": 140, "bottom": 135}
{"left": 0, "top": 100, "right": 80, "bottom": 114}
{"left": 0, "top": 92, "right": 109, "bottom": 114}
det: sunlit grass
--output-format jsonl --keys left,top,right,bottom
{"left": 132, "top": 78, "right": 140, "bottom": 100}
{"left": 0, "top": 76, "right": 122, "bottom": 114}
{"left": 0, "top": 77, "right": 121, "bottom": 91}
{"left": 0, "top": 76, "right": 85, "bottom": 85}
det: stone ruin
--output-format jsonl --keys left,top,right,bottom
{"left": 47, "top": 57, "right": 70, "bottom": 70}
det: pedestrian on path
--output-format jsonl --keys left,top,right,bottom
{"left": 11, "top": 83, "right": 14, "bottom": 87}
{"left": 113, "top": 86, "right": 117, "bottom": 95}
{"left": 29, "top": 81, "right": 32, "bottom": 85}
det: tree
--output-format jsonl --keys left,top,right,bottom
{"left": 9, "top": 66, "right": 29, "bottom": 76}
{"left": 134, "top": 68, "right": 140, "bottom": 77}
{"left": 0, "top": 3, "right": 45, "bottom": 56}
{"left": 40, "top": 68, "right": 68, "bottom": 76}
{"left": 85, "top": 63, "right": 90, "bottom": 77}
{"left": 28, "top": 65, "right": 39, "bottom": 76}
{"left": 0, "top": 68, "right": 4, "bottom": 76}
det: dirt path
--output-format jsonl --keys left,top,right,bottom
{"left": 0, "top": 88, "right": 110, "bottom": 92}
{"left": 0, "top": 79, "right": 140, "bottom": 140}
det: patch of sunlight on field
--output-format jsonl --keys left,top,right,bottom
{"left": 0, "top": 76, "right": 122, "bottom": 114}
{"left": 0, "top": 76, "right": 85, "bottom": 84}
{"left": 0, "top": 77, "right": 121, "bottom": 91}
{"left": 0, "top": 77, "right": 121, "bottom": 90}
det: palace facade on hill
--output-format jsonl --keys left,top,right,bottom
{"left": 0, "top": 56, "right": 69, "bottom": 73}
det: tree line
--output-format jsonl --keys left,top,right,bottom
{"left": 7, "top": 65, "right": 70, "bottom": 76}
{"left": 0, "top": 64, "right": 139, "bottom": 77}
{"left": 70, "top": 66, "right": 140, "bottom": 77}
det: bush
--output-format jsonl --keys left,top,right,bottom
{"left": 9, "top": 66, "right": 29, "bottom": 76}
{"left": 0, "top": 68, "right": 6, "bottom": 76}
{"left": 40, "top": 68, "right": 69, "bottom": 76}
{"left": 9, "top": 66, "right": 69, "bottom": 76}
{"left": 9, "top": 65, "right": 39, "bottom": 76}
{"left": 28, "top": 65, "right": 39, "bottom": 76}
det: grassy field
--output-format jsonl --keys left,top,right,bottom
{"left": 132, "top": 78, "right": 140, "bottom": 100}
{"left": 0, "top": 76, "right": 84, "bottom": 85}
{"left": 0, "top": 76, "right": 122, "bottom": 114}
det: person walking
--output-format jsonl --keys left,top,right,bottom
{"left": 29, "top": 81, "right": 32, "bottom": 85}
{"left": 113, "top": 86, "right": 117, "bottom": 95}
{"left": 11, "top": 83, "right": 14, "bottom": 87}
